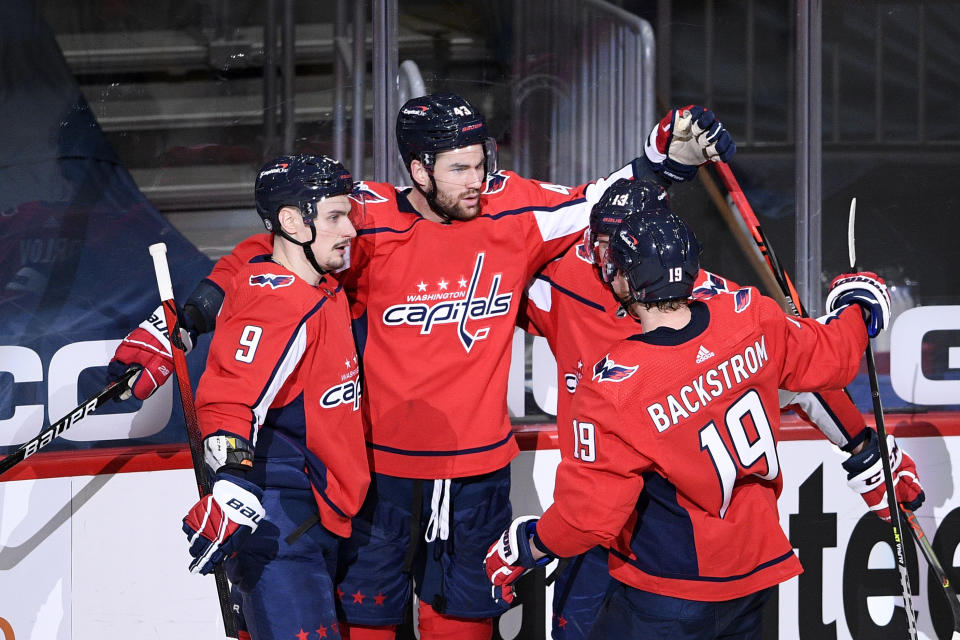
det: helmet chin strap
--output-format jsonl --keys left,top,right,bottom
{"left": 410, "top": 150, "right": 489, "bottom": 223}
{"left": 278, "top": 224, "right": 327, "bottom": 276}
{"left": 410, "top": 168, "right": 452, "bottom": 223}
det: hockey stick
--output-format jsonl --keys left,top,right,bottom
{"left": 712, "top": 165, "right": 919, "bottom": 636}
{"left": 848, "top": 200, "right": 918, "bottom": 639}
{"left": 712, "top": 162, "right": 803, "bottom": 316}
{"left": 149, "top": 243, "right": 238, "bottom": 638}
{"left": 902, "top": 507, "right": 960, "bottom": 639}
{"left": 0, "top": 368, "right": 138, "bottom": 477}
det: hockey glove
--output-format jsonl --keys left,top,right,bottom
{"left": 825, "top": 271, "right": 891, "bottom": 338}
{"left": 485, "top": 516, "right": 552, "bottom": 605}
{"left": 842, "top": 428, "right": 925, "bottom": 521}
{"left": 183, "top": 473, "right": 265, "bottom": 575}
{"left": 644, "top": 105, "right": 736, "bottom": 182}
{"left": 108, "top": 304, "right": 194, "bottom": 400}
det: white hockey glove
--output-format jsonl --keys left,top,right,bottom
{"left": 182, "top": 473, "right": 264, "bottom": 575}
{"left": 644, "top": 105, "right": 736, "bottom": 182}
{"left": 485, "top": 516, "right": 553, "bottom": 605}
{"left": 825, "top": 271, "right": 891, "bottom": 338}
{"left": 842, "top": 429, "right": 925, "bottom": 521}
{"left": 108, "top": 305, "right": 194, "bottom": 400}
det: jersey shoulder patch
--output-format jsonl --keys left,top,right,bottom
{"left": 591, "top": 353, "right": 638, "bottom": 382}
{"left": 732, "top": 287, "right": 753, "bottom": 313}
{"left": 248, "top": 273, "right": 295, "bottom": 289}
{"left": 483, "top": 170, "right": 510, "bottom": 195}
{"left": 691, "top": 271, "right": 730, "bottom": 300}
{"left": 350, "top": 180, "right": 390, "bottom": 204}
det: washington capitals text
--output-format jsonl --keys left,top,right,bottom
{"left": 381, "top": 252, "right": 512, "bottom": 352}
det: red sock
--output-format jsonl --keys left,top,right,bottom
{"left": 417, "top": 602, "right": 492, "bottom": 640}
{"left": 339, "top": 623, "right": 397, "bottom": 640}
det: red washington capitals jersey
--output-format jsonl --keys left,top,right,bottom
{"left": 202, "top": 166, "right": 636, "bottom": 479}
{"left": 339, "top": 169, "right": 635, "bottom": 478}
{"left": 196, "top": 255, "right": 369, "bottom": 538}
{"left": 535, "top": 290, "right": 868, "bottom": 601}
{"left": 519, "top": 247, "right": 733, "bottom": 461}
{"left": 520, "top": 252, "right": 869, "bottom": 458}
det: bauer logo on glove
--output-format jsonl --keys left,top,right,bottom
{"left": 183, "top": 474, "right": 265, "bottom": 575}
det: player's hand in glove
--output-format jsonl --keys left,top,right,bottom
{"left": 644, "top": 105, "right": 736, "bottom": 182}
{"left": 108, "top": 305, "right": 194, "bottom": 400}
{"left": 825, "top": 271, "right": 891, "bottom": 338}
{"left": 842, "top": 428, "right": 925, "bottom": 521}
{"left": 182, "top": 473, "right": 265, "bottom": 574}
{"left": 485, "top": 516, "right": 553, "bottom": 605}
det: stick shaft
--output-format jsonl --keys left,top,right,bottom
{"left": 849, "top": 207, "right": 918, "bottom": 639}
{"left": 0, "top": 369, "right": 137, "bottom": 477}
{"left": 713, "top": 162, "right": 804, "bottom": 315}
{"left": 902, "top": 507, "right": 960, "bottom": 634}
{"left": 149, "top": 243, "right": 237, "bottom": 638}
{"left": 865, "top": 343, "right": 918, "bottom": 638}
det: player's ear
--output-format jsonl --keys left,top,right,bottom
{"left": 410, "top": 159, "right": 430, "bottom": 190}
{"left": 277, "top": 206, "right": 302, "bottom": 235}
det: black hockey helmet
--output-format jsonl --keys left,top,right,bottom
{"left": 586, "top": 178, "right": 669, "bottom": 265}
{"left": 255, "top": 154, "right": 353, "bottom": 232}
{"left": 604, "top": 208, "right": 702, "bottom": 304}
{"left": 396, "top": 92, "right": 497, "bottom": 174}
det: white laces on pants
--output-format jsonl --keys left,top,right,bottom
{"left": 424, "top": 478, "right": 451, "bottom": 542}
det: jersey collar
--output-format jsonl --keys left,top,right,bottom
{"left": 628, "top": 301, "right": 710, "bottom": 346}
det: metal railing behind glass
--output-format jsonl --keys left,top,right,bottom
{"left": 511, "top": 0, "right": 656, "bottom": 186}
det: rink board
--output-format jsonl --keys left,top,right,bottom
{"left": 2, "top": 425, "right": 960, "bottom": 640}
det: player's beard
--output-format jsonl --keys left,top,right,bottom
{"left": 327, "top": 242, "right": 350, "bottom": 271}
{"left": 431, "top": 184, "right": 482, "bottom": 221}
{"left": 315, "top": 240, "right": 349, "bottom": 272}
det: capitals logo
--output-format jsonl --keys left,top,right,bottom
{"left": 249, "top": 273, "right": 295, "bottom": 289}
{"left": 691, "top": 271, "right": 730, "bottom": 300}
{"left": 382, "top": 252, "right": 512, "bottom": 353}
{"left": 483, "top": 171, "right": 510, "bottom": 195}
{"left": 592, "top": 354, "right": 638, "bottom": 383}
{"left": 350, "top": 181, "right": 389, "bottom": 204}
{"left": 733, "top": 288, "right": 752, "bottom": 312}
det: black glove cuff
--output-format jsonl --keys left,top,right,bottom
{"left": 842, "top": 428, "right": 880, "bottom": 475}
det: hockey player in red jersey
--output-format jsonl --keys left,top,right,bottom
{"left": 488, "top": 187, "right": 925, "bottom": 639}
{"left": 109, "top": 96, "right": 735, "bottom": 639}
{"left": 181, "top": 155, "right": 369, "bottom": 640}
{"left": 518, "top": 177, "right": 899, "bottom": 637}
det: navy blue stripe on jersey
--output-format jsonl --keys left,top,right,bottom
{"left": 813, "top": 390, "right": 857, "bottom": 444}
{"left": 628, "top": 301, "right": 709, "bottom": 346}
{"left": 609, "top": 546, "right": 796, "bottom": 584}
{"left": 611, "top": 473, "right": 796, "bottom": 583}
{"left": 622, "top": 472, "right": 698, "bottom": 578}
{"left": 366, "top": 430, "right": 515, "bottom": 457}
{"left": 536, "top": 274, "right": 606, "bottom": 312}
{"left": 487, "top": 197, "right": 588, "bottom": 220}
{"left": 356, "top": 218, "right": 425, "bottom": 236}
{"left": 351, "top": 309, "right": 368, "bottom": 359}
{"left": 249, "top": 254, "right": 274, "bottom": 264}
{"left": 356, "top": 193, "right": 587, "bottom": 235}
{"left": 251, "top": 420, "right": 349, "bottom": 520}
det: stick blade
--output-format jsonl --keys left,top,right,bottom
{"left": 847, "top": 197, "right": 857, "bottom": 270}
